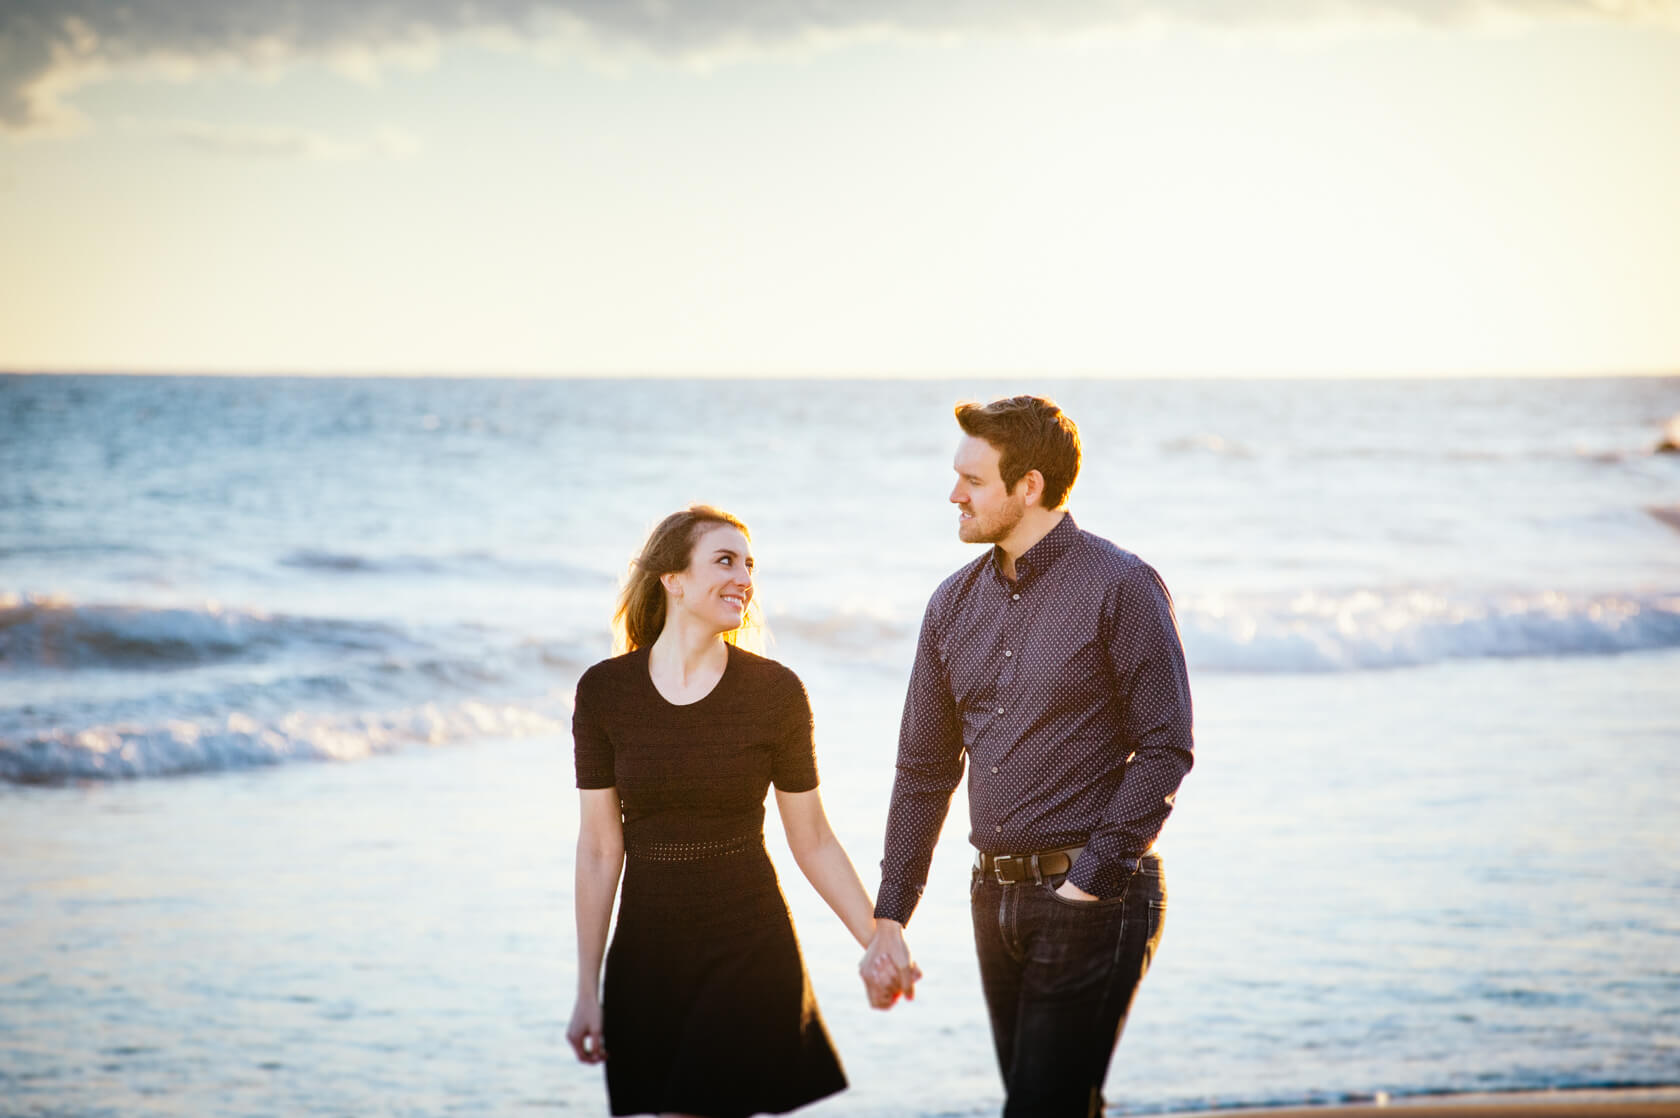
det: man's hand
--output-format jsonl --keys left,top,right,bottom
{"left": 860, "top": 919, "right": 922, "bottom": 1009}
{"left": 1054, "top": 879, "right": 1100, "bottom": 902}
{"left": 861, "top": 950, "right": 902, "bottom": 1009}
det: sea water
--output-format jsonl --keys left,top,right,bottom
{"left": 2, "top": 374, "right": 1677, "bottom": 1116}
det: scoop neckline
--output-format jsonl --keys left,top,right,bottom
{"left": 642, "top": 642, "right": 734, "bottom": 708}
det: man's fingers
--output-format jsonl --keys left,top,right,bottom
{"left": 859, "top": 961, "right": 902, "bottom": 1010}
{"left": 894, "top": 951, "right": 920, "bottom": 999}
{"left": 860, "top": 924, "right": 918, "bottom": 1010}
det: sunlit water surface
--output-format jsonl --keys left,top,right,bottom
{"left": 2, "top": 375, "right": 1678, "bottom": 1115}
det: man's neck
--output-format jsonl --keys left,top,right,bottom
{"left": 995, "top": 508, "right": 1066, "bottom": 581}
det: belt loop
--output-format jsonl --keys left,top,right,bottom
{"left": 1029, "top": 853, "right": 1042, "bottom": 883}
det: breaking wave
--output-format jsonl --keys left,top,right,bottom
{"left": 1179, "top": 587, "right": 1680, "bottom": 672}
{"left": 0, "top": 698, "right": 572, "bottom": 785}
{"left": 769, "top": 588, "right": 1680, "bottom": 673}
{"left": 6, "top": 585, "right": 1676, "bottom": 784}
{"left": 0, "top": 593, "right": 415, "bottom": 670}
{"left": 0, "top": 592, "right": 596, "bottom": 784}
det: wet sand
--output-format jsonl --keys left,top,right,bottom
{"left": 1181, "top": 1087, "right": 1680, "bottom": 1118}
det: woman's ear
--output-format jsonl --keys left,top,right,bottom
{"left": 660, "top": 571, "right": 683, "bottom": 598}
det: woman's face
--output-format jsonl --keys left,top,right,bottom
{"left": 665, "top": 523, "right": 754, "bottom": 634}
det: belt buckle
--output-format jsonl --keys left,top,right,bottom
{"left": 992, "top": 852, "right": 1046, "bottom": 885}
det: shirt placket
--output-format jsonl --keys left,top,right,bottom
{"left": 981, "top": 569, "right": 1033, "bottom": 838}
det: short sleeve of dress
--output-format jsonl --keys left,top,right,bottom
{"left": 573, "top": 668, "right": 615, "bottom": 790}
{"left": 772, "top": 671, "right": 820, "bottom": 794}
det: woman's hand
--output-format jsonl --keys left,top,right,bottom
{"left": 567, "top": 993, "right": 607, "bottom": 1064}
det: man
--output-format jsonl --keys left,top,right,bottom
{"left": 861, "top": 395, "right": 1194, "bottom": 1117}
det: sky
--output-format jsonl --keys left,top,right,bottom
{"left": 2, "top": 1, "right": 1679, "bottom": 378}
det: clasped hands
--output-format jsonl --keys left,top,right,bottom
{"left": 858, "top": 881, "right": 1099, "bottom": 1009}
{"left": 858, "top": 919, "right": 923, "bottom": 1010}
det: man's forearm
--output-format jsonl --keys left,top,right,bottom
{"left": 874, "top": 777, "right": 956, "bottom": 925}
{"left": 1068, "top": 741, "right": 1192, "bottom": 897}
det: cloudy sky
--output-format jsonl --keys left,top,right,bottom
{"left": 2, "top": 0, "right": 1678, "bottom": 376}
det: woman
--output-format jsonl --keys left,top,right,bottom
{"left": 567, "top": 505, "right": 881, "bottom": 1117}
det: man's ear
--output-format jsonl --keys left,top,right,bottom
{"left": 1020, "top": 469, "right": 1046, "bottom": 508}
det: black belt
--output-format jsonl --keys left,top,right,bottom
{"left": 974, "top": 844, "right": 1085, "bottom": 885}
{"left": 625, "top": 833, "right": 760, "bottom": 862}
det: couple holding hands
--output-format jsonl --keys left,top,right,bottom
{"left": 568, "top": 395, "right": 1195, "bottom": 1118}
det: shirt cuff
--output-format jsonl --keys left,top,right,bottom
{"left": 1067, "top": 854, "right": 1139, "bottom": 899}
{"left": 873, "top": 878, "right": 924, "bottom": 926}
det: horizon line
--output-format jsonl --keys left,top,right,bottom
{"left": 5, "top": 367, "right": 1679, "bottom": 381}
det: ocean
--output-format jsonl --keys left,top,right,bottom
{"left": 2, "top": 373, "right": 1677, "bottom": 1116}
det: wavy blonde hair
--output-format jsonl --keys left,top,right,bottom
{"left": 612, "top": 505, "right": 765, "bottom": 654}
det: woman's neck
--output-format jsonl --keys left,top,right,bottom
{"left": 647, "top": 613, "right": 728, "bottom": 694}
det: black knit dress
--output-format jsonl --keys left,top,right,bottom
{"left": 572, "top": 644, "right": 847, "bottom": 1118}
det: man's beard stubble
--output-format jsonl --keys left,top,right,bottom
{"left": 960, "top": 492, "right": 1027, "bottom": 546}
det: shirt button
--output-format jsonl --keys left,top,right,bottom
{"left": 994, "top": 825, "right": 1002, "bottom": 833}
{"left": 990, "top": 766, "right": 999, "bottom": 774}
{"left": 1011, "top": 593, "right": 1020, "bottom": 601}
{"left": 1003, "top": 649, "right": 1013, "bottom": 657}
{"left": 995, "top": 707, "right": 1004, "bottom": 715}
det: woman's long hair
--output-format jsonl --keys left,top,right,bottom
{"left": 612, "top": 505, "right": 763, "bottom": 653}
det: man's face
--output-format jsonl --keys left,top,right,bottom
{"left": 950, "top": 435, "right": 1026, "bottom": 545}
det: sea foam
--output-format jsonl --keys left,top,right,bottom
{"left": 0, "top": 698, "right": 572, "bottom": 784}
{"left": 767, "top": 588, "right": 1680, "bottom": 674}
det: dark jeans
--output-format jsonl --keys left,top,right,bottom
{"left": 970, "top": 852, "right": 1166, "bottom": 1118}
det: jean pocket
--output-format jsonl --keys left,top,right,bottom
{"left": 1041, "top": 880, "right": 1128, "bottom": 910}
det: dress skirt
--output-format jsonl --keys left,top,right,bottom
{"left": 602, "top": 834, "right": 847, "bottom": 1118}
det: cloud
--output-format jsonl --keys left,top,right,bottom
{"left": 123, "top": 117, "right": 421, "bottom": 160}
{"left": 4, "top": 0, "right": 1679, "bottom": 134}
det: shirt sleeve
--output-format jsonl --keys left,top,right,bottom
{"left": 572, "top": 669, "right": 616, "bottom": 790}
{"left": 874, "top": 597, "right": 966, "bottom": 926}
{"left": 1068, "top": 562, "right": 1195, "bottom": 898}
{"left": 771, "top": 670, "right": 820, "bottom": 793}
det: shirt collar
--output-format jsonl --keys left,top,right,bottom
{"left": 990, "top": 512, "right": 1080, "bottom": 587}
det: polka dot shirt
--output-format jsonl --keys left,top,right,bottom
{"left": 874, "top": 513, "right": 1195, "bottom": 924}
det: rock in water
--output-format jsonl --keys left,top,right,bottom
{"left": 1658, "top": 414, "right": 1680, "bottom": 454}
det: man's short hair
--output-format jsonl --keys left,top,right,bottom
{"left": 954, "top": 395, "right": 1081, "bottom": 509}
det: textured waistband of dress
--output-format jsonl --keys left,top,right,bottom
{"left": 624, "top": 832, "right": 763, "bottom": 862}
